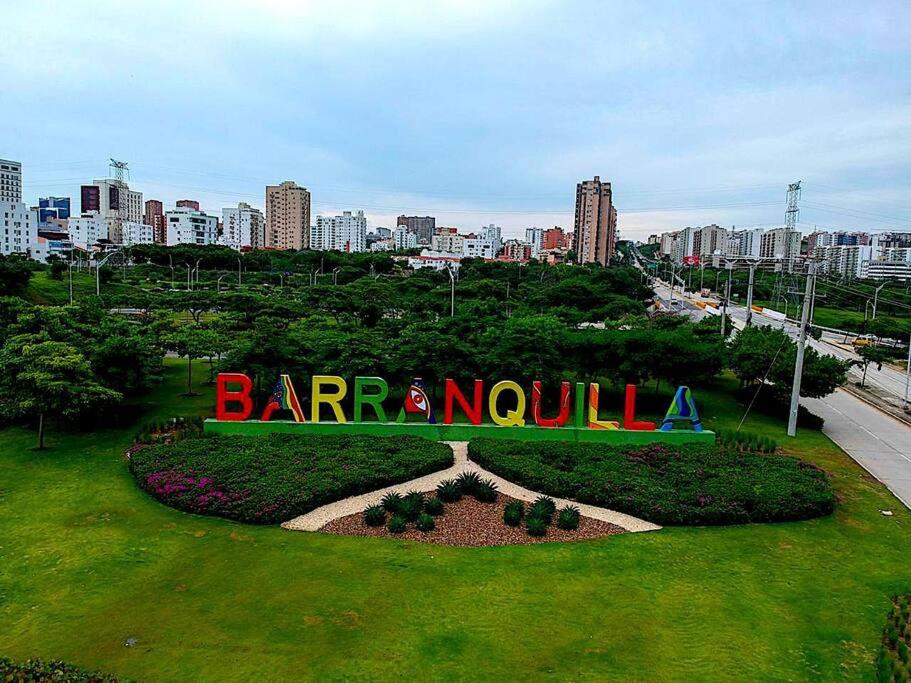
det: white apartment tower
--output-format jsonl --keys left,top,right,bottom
{"left": 312, "top": 210, "right": 367, "bottom": 252}
{"left": 0, "top": 201, "right": 37, "bottom": 255}
{"left": 525, "top": 227, "right": 544, "bottom": 257}
{"left": 221, "top": 202, "right": 265, "bottom": 250}
{"left": 165, "top": 206, "right": 218, "bottom": 246}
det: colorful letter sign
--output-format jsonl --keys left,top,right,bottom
{"left": 213, "top": 372, "right": 707, "bottom": 436}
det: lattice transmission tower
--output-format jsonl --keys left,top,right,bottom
{"left": 785, "top": 180, "right": 801, "bottom": 231}
{"left": 109, "top": 158, "right": 130, "bottom": 182}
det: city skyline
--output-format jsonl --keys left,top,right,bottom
{"left": 2, "top": 1, "right": 910, "bottom": 239}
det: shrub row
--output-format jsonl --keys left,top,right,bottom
{"left": 878, "top": 594, "right": 911, "bottom": 682}
{"left": 0, "top": 658, "right": 123, "bottom": 682}
{"left": 130, "top": 434, "right": 453, "bottom": 524}
{"left": 503, "top": 495, "right": 580, "bottom": 536}
{"left": 468, "top": 439, "right": 835, "bottom": 526}
{"left": 134, "top": 415, "right": 204, "bottom": 444}
{"left": 715, "top": 428, "right": 777, "bottom": 454}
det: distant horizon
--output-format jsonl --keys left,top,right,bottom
{"left": 3, "top": 1, "right": 910, "bottom": 240}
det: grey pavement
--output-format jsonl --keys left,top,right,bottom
{"left": 803, "top": 389, "right": 911, "bottom": 509}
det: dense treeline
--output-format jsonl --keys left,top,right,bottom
{"left": 0, "top": 247, "right": 850, "bottom": 445}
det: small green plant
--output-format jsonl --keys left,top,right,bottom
{"left": 436, "top": 479, "right": 462, "bottom": 502}
{"left": 474, "top": 478, "right": 498, "bottom": 503}
{"left": 425, "top": 496, "right": 444, "bottom": 516}
{"left": 556, "top": 505, "right": 580, "bottom": 530}
{"left": 387, "top": 514, "right": 407, "bottom": 533}
{"left": 403, "top": 490, "right": 425, "bottom": 511}
{"left": 399, "top": 495, "right": 424, "bottom": 522}
{"left": 363, "top": 505, "right": 386, "bottom": 527}
{"left": 415, "top": 513, "right": 435, "bottom": 532}
{"left": 503, "top": 500, "right": 524, "bottom": 526}
{"left": 381, "top": 491, "right": 404, "bottom": 514}
{"left": 456, "top": 471, "right": 483, "bottom": 495}
{"left": 529, "top": 495, "right": 556, "bottom": 522}
{"left": 526, "top": 515, "right": 548, "bottom": 537}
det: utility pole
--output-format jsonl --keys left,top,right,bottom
{"left": 744, "top": 262, "right": 756, "bottom": 326}
{"left": 904, "top": 332, "right": 910, "bottom": 411}
{"left": 68, "top": 254, "right": 74, "bottom": 305}
{"left": 669, "top": 262, "right": 676, "bottom": 303}
{"left": 872, "top": 282, "right": 886, "bottom": 320}
{"left": 787, "top": 261, "right": 816, "bottom": 437}
{"left": 237, "top": 257, "right": 242, "bottom": 286}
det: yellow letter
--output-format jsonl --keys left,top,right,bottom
{"left": 588, "top": 383, "right": 620, "bottom": 430}
{"left": 311, "top": 375, "right": 348, "bottom": 423}
{"left": 488, "top": 380, "right": 526, "bottom": 427}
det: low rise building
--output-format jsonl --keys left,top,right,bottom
{"left": 67, "top": 212, "right": 109, "bottom": 249}
{"left": 166, "top": 206, "right": 218, "bottom": 246}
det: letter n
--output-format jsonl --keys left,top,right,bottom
{"left": 444, "top": 379, "right": 483, "bottom": 425}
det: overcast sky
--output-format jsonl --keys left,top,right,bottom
{"left": 3, "top": 0, "right": 910, "bottom": 239}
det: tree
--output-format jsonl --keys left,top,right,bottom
{"left": 856, "top": 345, "right": 891, "bottom": 388}
{"left": 0, "top": 335, "right": 121, "bottom": 449}
{"left": 165, "top": 326, "right": 220, "bottom": 396}
{"left": 0, "top": 254, "right": 33, "bottom": 295}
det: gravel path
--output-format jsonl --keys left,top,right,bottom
{"left": 281, "top": 441, "right": 661, "bottom": 534}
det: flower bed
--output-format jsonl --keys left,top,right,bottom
{"left": 0, "top": 658, "right": 123, "bottom": 682}
{"left": 468, "top": 440, "right": 835, "bottom": 525}
{"left": 877, "top": 594, "right": 911, "bottom": 682}
{"left": 129, "top": 433, "right": 453, "bottom": 524}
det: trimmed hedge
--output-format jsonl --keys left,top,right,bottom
{"left": 0, "top": 658, "right": 124, "bottom": 682}
{"left": 130, "top": 434, "right": 453, "bottom": 524}
{"left": 877, "top": 594, "right": 911, "bottom": 682}
{"left": 468, "top": 439, "right": 834, "bottom": 525}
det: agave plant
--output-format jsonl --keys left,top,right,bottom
{"left": 474, "top": 478, "right": 498, "bottom": 503}
{"left": 503, "top": 500, "right": 524, "bottom": 526}
{"left": 381, "top": 491, "right": 404, "bottom": 514}
{"left": 456, "top": 471, "right": 483, "bottom": 495}
{"left": 363, "top": 505, "right": 386, "bottom": 527}
{"left": 415, "top": 513, "right": 435, "bottom": 532}
{"left": 556, "top": 505, "right": 580, "bottom": 530}
{"left": 425, "top": 496, "right": 444, "bottom": 516}
{"left": 526, "top": 515, "right": 547, "bottom": 537}
{"left": 436, "top": 479, "right": 462, "bottom": 502}
{"left": 387, "top": 514, "right": 407, "bottom": 534}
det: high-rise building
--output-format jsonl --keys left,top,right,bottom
{"left": 312, "top": 210, "right": 367, "bottom": 252}
{"left": 37, "top": 197, "right": 71, "bottom": 224}
{"left": 525, "top": 226, "right": 544, "bottom": 257}
{"left": 480, "top": 224, "right": 502, "bottom": 252}
{"left": 397, "top": 215, "right": 436, "bottom": 244}
{"left": 574, "top": 176, "right": 616, "bottom": 265}
{"left": 221, "top": 202, "right": 265, "bottom": 251}
{"left": 176, "top": 199, "right": 200, "bottom": 211}
{"left": 80, "top": 179, "right": 143, "bottom": 243}
{"left": 144, "top": 200, "right": 166, "bottom": 244}
{"left": 760, "top": 228, "right": 801, "bottom": 261}
{"left": 393, "top": 226, "right": 417, "bottom": 250}
{"left": 542, "top": 227, "right": 569, "bottom": 250}
{"left": 0, "top": 159, "right": 22, "bottom": 203}
{"left": 265, "top": 181, "right": 311, "bottom": 250}
{"left": 697, "top": 224, "right": 727, "bottom": 259}
{"left": 0, "top": 200, "right": 37, "bottom": 255}
{"left": 431, "top": 227, "right": 464, "bottom": 255}
{"left": 165, "top": 206, "right": 218, "bottom": 246}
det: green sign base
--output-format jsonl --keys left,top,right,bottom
{"left": 203, "top": 419, "right": 715, "bottom": 444}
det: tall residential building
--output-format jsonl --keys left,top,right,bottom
{"left": 312, "top": 210, "right": 367, "bottom": 252}
{"left": 574, "top": 176, "right": 616, "bottom": 265}
{"left": 431, "top": 227, "right": 464, "bottom": 255}
{"left": 659, "top": 232, "right": 676, "bottom": 256}
{"left": 814, "top": 244, "right": 873, "bottom": 279}
{"left": 397, "top": 215, "right": 436, "bottom": 244}
{"left": 38, "top": 197, "right": 71, "bottom": 224}
{"left": 221, "top": 202, "right": 265, "bottom": 251}
{"left": 760, "top": 228, "right": 801, "bottom": 261}
{"left": 393, "top": 225, "right": 417, "bottom": 250}
{"left": 0, "top": 159, "right": 22, "bottom": 203}
{"left": 542, "top": 226, "right": 569, "bottom": 250}
{"left": 176, "top": 199, "right": 200, "bottom": 211}
{"left": 265, "top": 181, "right": 311, "bottom": 250}
{"left": 525, "top": 226, "right": 544, "bottom": 257}
{"left": 480, "top": 224, "right": 502, "bottom": 252}
{"left": 80, "top": 179, "right": 143, "bottom": 243}
{"left": 0, "top": 201, "right": 37, "bottom": 255}
{"left": 143, "top": 199, "right": 166, "bottom": 244}
{"left": 165, "top": 206, "right": 218, "bottom": 246}
{"left": 697, "top": 224, "right": 727, "bottom": 258}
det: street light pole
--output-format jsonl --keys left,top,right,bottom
{"left": 872, "top": 282, "right": 886, "bottom": 320}
{"left": 745, "top": 262, "right": 756, "bottom": 326}
{"left": 237, "top": 257, "right": 242, "bottom": 286}
{"left": 904, "top": 332, "right": 911, "bottom": 411}
{"left": 446, "top": 265, "right": 456, "bottom": 316}
{"left": 787, "top": 262, "right": 817, "bottom": 437}
{"left": 721, "top": 268, "right": 731, "bottom": 337}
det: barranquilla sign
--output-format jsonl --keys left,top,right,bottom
{"left": 204, "top": 373, "right": 714, "bottom": 444}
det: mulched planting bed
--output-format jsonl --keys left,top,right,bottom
{"left": 320, "top": 493, "right": 625, "bottom": 547}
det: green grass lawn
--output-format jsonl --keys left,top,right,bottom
{"left": 2, "top": 361, "right": 910, "bottom": 680}
{"left": 24, "top": 271, "right": 139, "bottom": 305}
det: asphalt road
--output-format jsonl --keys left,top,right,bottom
{"left": 804, "top": 390, "right": 911, "bottom": 509}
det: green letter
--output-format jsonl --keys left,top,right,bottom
{"left": 353, "top": 376, "right": 388, "bottom": 422}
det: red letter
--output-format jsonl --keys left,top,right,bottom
{"left": 444, "top": 379, "right": 484, "bottom": 425}
{"left": 532, "top": 381, "right": 571, "bottom": 428}
{"left": 623, "top": 384, "right": 655, "bottom": 431}
{"left": 216, "top": 373, "right": 253, "bottom": 421}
